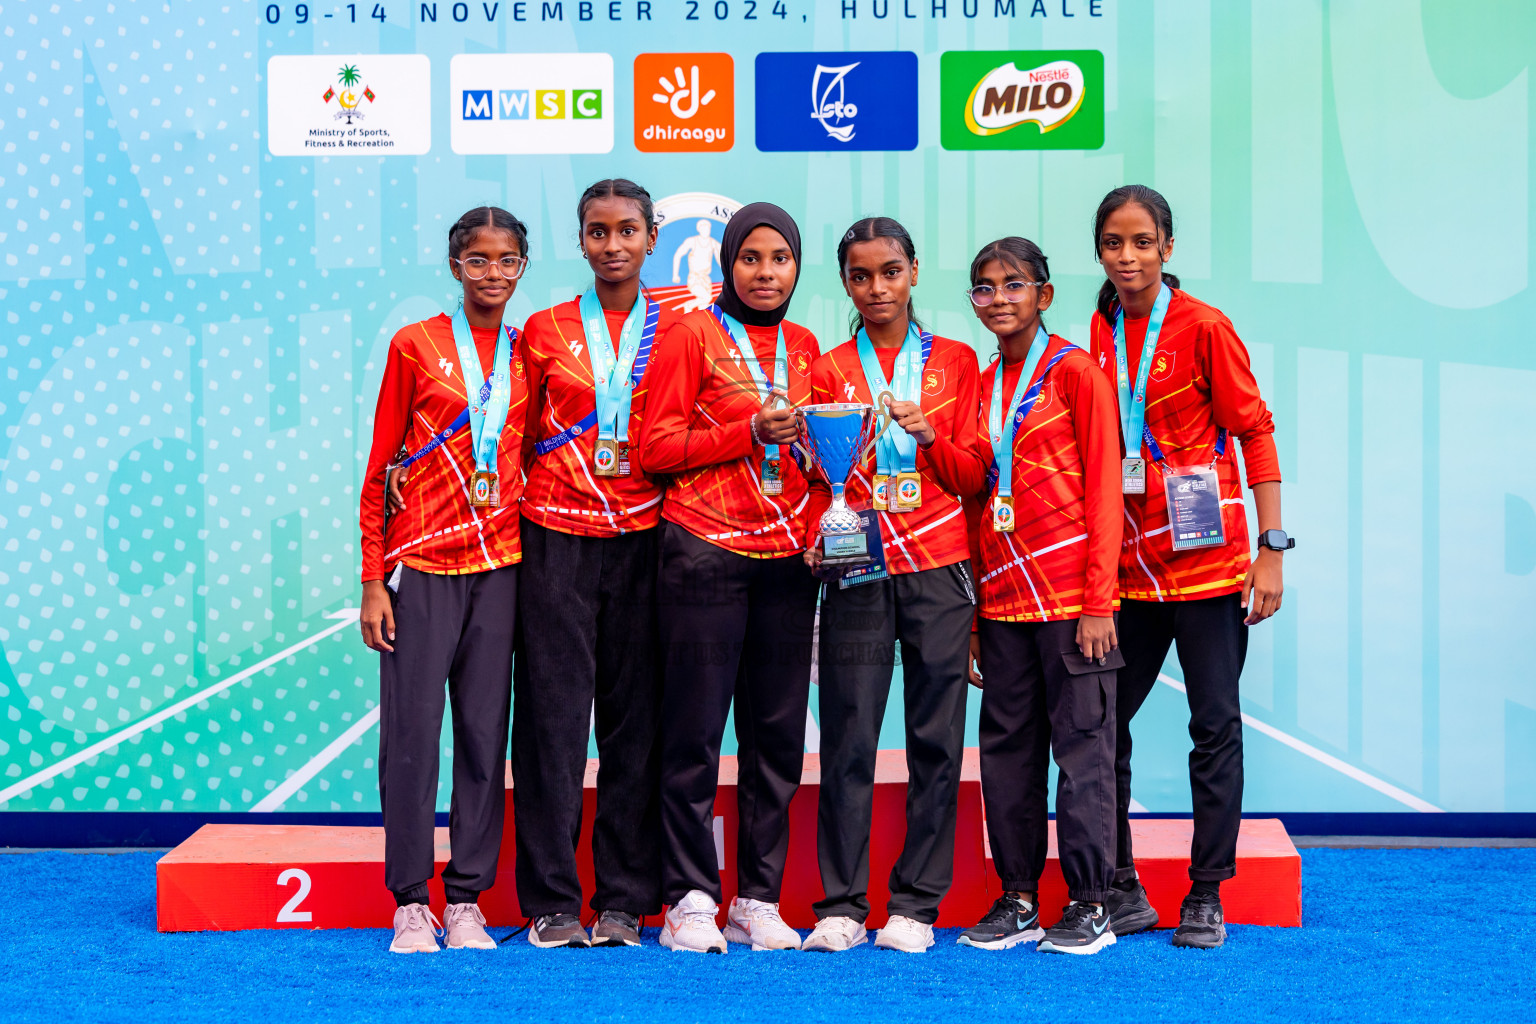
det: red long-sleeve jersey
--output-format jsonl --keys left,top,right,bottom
{"left": 519, "top": 299, "right": 683, "bottom": 537}
{"left": 360, "top": 313, "right": 528, "bottom": 582}
{"left": 805, "top": 334, "right": 986, "bottom": 574}
{"left": 970, "top": 335, "right": 1122, "bottom": 621}
{"left": 1088, "top": 288, "right": 1281, "bottom": 602}
{"left": 637, "top": 310, "right": 820, "bottom": 557}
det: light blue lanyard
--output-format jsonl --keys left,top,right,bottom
{"left": 449, "top": 306, "right": 513, "bottom": 474}
{"left": 1112, "top": 283, "right": 1172, "bottom": 458}
{"left": 579, "top": 289, "right": 649, "bottom": 443}
{"left": 988, "top": 327, "right": 1050, "bottom": 499}
{"left": 709, "top": 305, "right": 788, "bottom": 461}
{"left": 855, "top": 324, "right": 926, "bottom": 476}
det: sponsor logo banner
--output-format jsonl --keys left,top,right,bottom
{"left": 755, "top": 51, "right": 918, "bottom": 152}
{"left": 940, "top": 50, "right": 1103, "bottom": 151}
{"left": 450, "top": 52, "right": 613, "bottom": 154}
{"left": 267, "top": 54, "right": 432, "bottom": 156}
{"left": 634, "top": 53, "right": 735, "bottom": 152}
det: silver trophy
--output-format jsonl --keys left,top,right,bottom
{"left": 798, "top": 402, "right": 884, "bottom": 565}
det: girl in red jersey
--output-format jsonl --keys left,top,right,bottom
{"left": 799, "top": 217, "right": 987, "bottom": 955}
{"left": 1088, "top": 185, "right": 1289, "bottom": 949}
{"left": 359, "top": 206, "right": 530, "bottom": 955}
{"left": 637, "top": 203, "right": 820, "bottom": 954}
{"left": 510, "top": 179, "right": 680, "bottom": 950}
{"left": 954, "top": 237, "right": 1124, "bottom": 956}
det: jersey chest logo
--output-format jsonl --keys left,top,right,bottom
{"left": 1031, "top": 382, "right": 1054, "bottom": 414}
{"left": 793, "top": 351, "right": 810, "bottom": 375}
{"left": 567, "top": 337, "right": 584, "bottom": 360}
{"left": 922, "top": 367, "right": 945, "bottom": 396}
{"left": 1149, "top": 351, "right": 1176, "bottom": 383}
{"left": 438, "top": 357, "right": 455, "bottom": 379}
{"left": 843, "top": 381, "right": 858, "bottom": 401}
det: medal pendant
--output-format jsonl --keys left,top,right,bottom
{"left": 593, "top": 439, "right": 619, "bottom": 477}
{"left": 893, "top": 472, "right": 922, "bottom": 512}
{"left": 615, "top": 441, "right": 631, "bottom": 478}
{"left": 872, "top": 474, "right": 890, "bottom": 512}
{"left": 469, "top": 470, "right": 500, "bottom": 508}
{"left": 760, "top": 457, "right": 784, "bottom": 496}
{"left": 1122, "top": 457, "right": 1147, "bottom": 495}
{"left": 992, "top": 496, "right": 1015, "bottom": 533}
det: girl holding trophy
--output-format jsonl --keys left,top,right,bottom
{"left": 957, "top": 237, "right": 1124, "bottom": 955}
{"left": 637, "top": 203, "right": 821, "bottom": 954}
{"left": 358, "top": 206, "right": 530, "bottom": 955}
{"left": 800, "top": 217, "right": 987, "bottom": 954}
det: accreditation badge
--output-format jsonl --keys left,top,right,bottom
{"left": 469, "top": 470, "right": 500, "bottom": 508}
{"left": 892, "top": 471, "right": 922, "bottom": 512}
{"left": 992, "top": 495, "right": 1015, "bottom": 533}
{"left": 593, "top": 439, "right": 619, "bottom": 477}
{"left": 1163, "top": 464, "right": 1226, "bottom": 552}
{"left": 1122, "top": 457, "right": 1147, "bottom": 495}
{"left": 872, "top": 474, "right": 890, "bottom": 512}
{"left": 760, "top": 457, "right": 784, "bottom": 496}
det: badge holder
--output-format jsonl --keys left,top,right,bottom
{"left": 1162, "top": 461, "right": 1225, "bottom": 552}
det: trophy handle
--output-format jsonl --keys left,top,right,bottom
{"left": 859, "top": 399, "right": 896, "bottom": 465}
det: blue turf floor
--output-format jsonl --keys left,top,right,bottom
{"left": 5, "top": 847, "right": 1533, "bottom": 1023}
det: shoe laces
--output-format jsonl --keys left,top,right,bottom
{"left": 601, "top": 910, "right": 640, "bottom": 931}
{"left": 978, "top": 894, "right": 1030, "bottom": 925}
{"left": 677, "top": 893, "right": 720, "bottom": 928}
{"left": 1058, "top": 901, "right": 1100, "bottom": 928}
{"left": 403, "top": 903, "right": 444, "bottom": 938}
{"left": 737, "top": 898, "right": 786, "bottom": 925}
{"left": 884, "top": 915, "right": 927, "bottom": 938}
{"left": 816, "top": 916, "right": 860, "bottom": 940}
{"left": 445, "top": 903, "right": 485, "bottom": 930}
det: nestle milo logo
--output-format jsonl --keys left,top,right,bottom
{"left": 941, "top": 50, "right": 1104, "bottom": 151}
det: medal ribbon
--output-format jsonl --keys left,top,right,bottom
{"left": 450, "top": 306, "right": 514, "bottom": 474}
{"left": 855, "top": 325, "right": 933, "bottom": 477}
{"left": 985, "top": 329, "right": 1074, "bottom": 496}
{"left": 1112, "top": 282, "right": 1172, "bottom": 462}
{"left": 534, "top": 296, "right": 658, "bottom": 457}
{"left": 397, "top": 319, "right": 517, "bottom": 471}
{"left": 708, "top": 304, "right": 789, "bottom": 463}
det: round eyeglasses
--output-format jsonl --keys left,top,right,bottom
{"left": 455, "top": 256, "right": 529, "bottom": 281}
{"left": 967, "top": 280, "right": 1043, "bottom": 307}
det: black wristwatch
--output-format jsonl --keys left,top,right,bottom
{"left": 1257, "top": 529, "right": 1295, "bottom": 552}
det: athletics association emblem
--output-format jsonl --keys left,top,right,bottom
{"left": 323, "top": 64, "right": 378, "bottom": 125}
{"left": 642, "top": 191, "right": 742, "bottom": 316}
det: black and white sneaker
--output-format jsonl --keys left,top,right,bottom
{"left": 1038, "top": 901, "right": 1116, "bottom": 955}
{"left": 1171, "top": 892, "right": 1226, "bottom": 948}
{"left": 957, "top": 893, "right": 1044, "bottom": 950}
{"left": 1105, "top": 881, "right": 1159, "bottom": 935}
{"left": 528, "top": 913, "right": 591, "bottom": 948}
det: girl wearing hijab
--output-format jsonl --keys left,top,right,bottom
{"left": 510, "top": 179, "right": 681, "bottom": 949}
{"left": 637, "top": 203, "right": 821, "bottom": 954}
{"left": 359, "top": 206, "right": 529, "bottom": 954}
{"left": 800, "top": 217, "right": 987, "bottom": 955}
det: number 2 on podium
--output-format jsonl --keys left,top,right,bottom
{"left": 276, "top": 868, "right": 314, "bottom": 922}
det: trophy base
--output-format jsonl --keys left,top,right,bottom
{"left": 821, "top": 531, "right": 870, "bottom": 566}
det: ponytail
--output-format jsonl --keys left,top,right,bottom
{"left": 837, "top": 216, "right": 921, "bottom": 337}
{"left": 1091, "top": 184, "right": 1178, "bottom": 323}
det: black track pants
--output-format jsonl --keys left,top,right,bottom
{"left": 656, "top": 521, "right": 819, "bottom": 906}
{"left": 1114, "top": 593, "right": 1248, "bottom": 884}
{"left": 512, "top": 518, "right": 663, "bottom": 917}
{"left": 813, "top": 563, "right": 975, "bottom": 925}
{"left": 977, "top": 616, "right": 1119, "bottom": 903}
{"left": 380, "top": 563, "right": 516, "bottom": 903}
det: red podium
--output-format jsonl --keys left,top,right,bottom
{"left": 157, "top": 750, "right": 1301, "bottom": 932}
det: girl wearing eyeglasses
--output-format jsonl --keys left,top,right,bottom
{"left": 508, "top": 179, "right": 683, "bottom": 950}
{"left": 800, "top": 217, "right": 987, "bottom": 955}
{"left": 956, "top": 237, "right": 1123, "bottom": 956}
{"left": 359, "top": 206, "right": 530, "bottom": 955}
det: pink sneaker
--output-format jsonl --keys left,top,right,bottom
{"left": 444, "top": 903, "right": 496, "bottom": 950}
{"left": 388, "top": 903, "right": 443, "bottom": 954}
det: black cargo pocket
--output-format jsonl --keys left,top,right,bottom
{"left": 1060, "top": 647, "right": 1124, "bottom": 732}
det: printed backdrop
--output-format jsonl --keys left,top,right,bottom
{"left": 1, "top": 0, "right": 1532, "bottom": 817}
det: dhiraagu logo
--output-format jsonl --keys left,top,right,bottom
{"left": 940, "top": 50, "right": 1103, "bottom": 151}
{"left": 450, "top": 52, "right": 613, "bottom": 154}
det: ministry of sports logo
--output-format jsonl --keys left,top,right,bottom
{"left": 940, "top": 50, "right": 1104, "bottom": 151}
{"left": 755, "top": 52, "right": 917, "bottom": 152}
{"left": 266, "top": 54, "right": 431, "bottom": 156}
{"left": 641, "top": 191, "right": 742, "bottom": 316}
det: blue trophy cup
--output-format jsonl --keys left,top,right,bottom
{"left": 798, "top": 402, "right": 883, "bottom": 565}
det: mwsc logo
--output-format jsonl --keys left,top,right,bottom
{"left": 940, "top": 50, "right": 1103, "bottom": 151}
{"left": 450, "top": 53, "right": 613, "bottom": 154}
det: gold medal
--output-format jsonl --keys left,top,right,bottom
{"left": 469, "top": 470, "right": 500, "bottom": 508}
{"left": 760, "top": 457, "right": 783, "bottom": 496}
{"left": 992, "top": 495, "right": 1015, "bottom": 533}
{"left": 594, "top": 438, "right": 619, "bottom": 477}
{"left": 892, "top": 471, "right": 922, "bottom": 512}
{"left": 872, "top": 474, "right": 889, "bottom": 512}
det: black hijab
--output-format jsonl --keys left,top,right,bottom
{"left": 715, "top": 202, "right": 802, "bottom": 328}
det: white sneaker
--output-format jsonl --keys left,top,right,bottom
{"left": 723, "top": 897, "right": 802, "bottom": 951}
{"left": 388, "top": 903, "right": 443, "bottom": 954}
{"left": 660, "top": 890, "right": 727, "bottom": 954}
{"left": 874, "top": 914, "right": 935, "bottom": 953}
{"left": 802, "top": 915, "right": 868, "bottom": 953}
